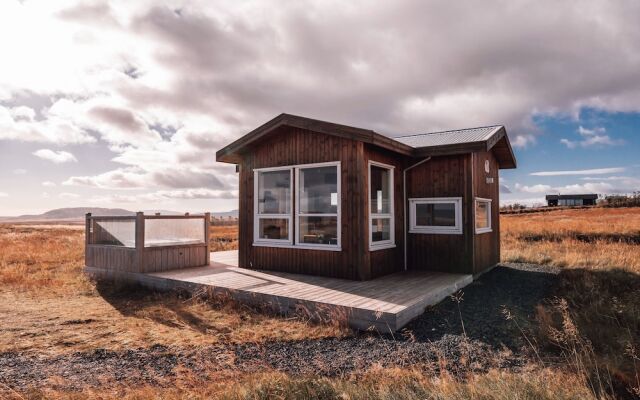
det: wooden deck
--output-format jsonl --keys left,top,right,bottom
{"left": 86, "top": 250, "right": 472, "bottom": 332}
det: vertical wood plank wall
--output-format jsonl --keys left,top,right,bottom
{"left": 472, "top": 150, "right": 501, "bottom": 273}
{"left": 405, "top": 154, "right": 475, "bottom": 274}
{"left": 238, "top": 126, "right": 366, "bottom": 280}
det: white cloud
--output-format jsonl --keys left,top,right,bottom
{"left": 511, "top": 134, "right": 536, "bottom": 149}
{"left": 530, "top": 167, "right": 626, "bottom": 176}
{"left": 63, "top": 165, "right": 232, "bottom": 190}
{"left": 514, "top": 183, "right": 553, "bottom": 193}
{"left": 560, "top": 126, "right": 624, "bottom": 149}
{"left": 42, "top": 181, "right": 56, "bottom": 187}
{"left": 12, "top": 169, "right": 27, "bottom": 175}
{"left": 2, "top": 1, "right": 640, "bottom": 212}
{"left": 0, "top": 105, "right": 95, "bottom": 145}
{"left": 514, "top": 179, "right": 639, "bottom": 195}
{"left": 580, "top": 176, "right": 634, "bottom": 181}
{"left": 33, "top": 149, "right": 77, "bottom": 163}
{"left": 90, "top": 188, "right": 238, "bottom": 204}
{"left": 0, "top": 192, "right": 8, "bottom": 197}
{"left": 58, "top": 192, "right": 80, "bottom": 199}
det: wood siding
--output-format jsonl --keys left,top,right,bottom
{"left": 405, "top": 154, "right": 475, "bottom": 274}
{"left": 238, "top": 126, "right": 367, "bottom": 280}
{"left": 235, "top": 126, "right": 504, "bottom": 280}
{"left": 472, "top": 150, "right": 500, "bottom": 274}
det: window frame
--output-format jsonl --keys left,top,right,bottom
{"left": 295, "top": 161, "right": 342, "bottom": 251}
{"left": 475, "top": 197, "right": 492, "bottom": 234}
{"left": 253, "top": 166, "right": 294, "bottom": 246}
{"left": 253, "top": 161, "right": 341, "bottom": 251}
{"left": 409, "top": 197, "right": 463, "bottom": 235}
{"left": 368, "top": 160, "right": 395, "bottom": 251}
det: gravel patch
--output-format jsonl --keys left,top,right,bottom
{"left": 0, "top": 263, "right": 558, "bottom": 393}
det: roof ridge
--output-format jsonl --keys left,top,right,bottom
{"left": 394, "top": 125, "right": 503, "bottom": 139}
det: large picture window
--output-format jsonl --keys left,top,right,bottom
{"left": 254, "top": 162, "right": 340, "bottom": 250}
{"left": 369, "top": 161, "right": 394, "bottom": 250}
{"left": 409, "top": 197, "right": 462, "bottom": 234}
{"left": 254, "top": 168, "right": 292, "bottom": 244}
{"left": 475, "top": 198, "right": 492, "bottom": 234}
{"left": 296, "top": 163, "right": 340, "bottom": 248}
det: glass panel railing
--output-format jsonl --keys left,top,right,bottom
{"left": 144, "top": 218, "right": 205, "bottom": 247}
{"left": 91, "top": 219, "right": 136, "bottom": 247}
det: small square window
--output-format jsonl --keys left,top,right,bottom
{"left": 409, "top": 198, "right": 462, "bottom": 234}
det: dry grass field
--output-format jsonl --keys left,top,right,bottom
{"left": 1, "top": 208, "right": 639, "bottom": 399}
{"left": 502, "top": 207, "right": 640, "bottom": 271}
{"left": 0, "top": 224, "right": 343, "bottom": 356}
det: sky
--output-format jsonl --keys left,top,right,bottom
{"left": 0, "top": 0, "right": 639, "bottom": 215}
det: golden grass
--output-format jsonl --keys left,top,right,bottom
{"left": 210, "top": 225, "right": 239, "bottom": 252}
{"left": 0, "top": 224, "right": 344, "bottom": 356}
{"left": 3, "top": 208, "right": 640, "bottom": 398}
{"left": 501, "top": 207, "right": 640, "bottom": 272}
{"left": 501, "top": 207, "right": 640, "bottom": 395}
{"left": 8, "top": 368, "right": 599, "bottom": 400}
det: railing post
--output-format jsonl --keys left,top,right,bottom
{"left": 135, "top": 212, "right": 145, "bottom": 272}
{"left": 85, "top": 213, "right": 91, "bottom": 267}
{"left": 204, "top": 212, "right": 211, "bottom": 265}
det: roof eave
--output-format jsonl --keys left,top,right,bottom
{"left": 215, "top": 113, "right": 414, "bottom": 163}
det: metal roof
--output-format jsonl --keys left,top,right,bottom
{"left": 217, "top": 114, "right": 516, "bottom": 168}
{"left": 393, "top": 126, "right": 503, "bottom": 148}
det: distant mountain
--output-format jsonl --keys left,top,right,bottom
{"left": 0, "top": 207, "right": 135, "bottom": 222}
{"left": 0, "top": 207, "right": 239, "bottom": 222}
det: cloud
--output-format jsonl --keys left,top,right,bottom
{"left": 0, "top": 105, "right": 95, "bottom": 144}
{"left": 560, "top": 126, "right": 624, "bottom": 149}
{"left": 42, "top": 181, "right": 56, "bottom": 187}
{"left": 514, "top": 178, "right": 640, "bottom": 195}
{"left": 63, "top": 165, "right": 230, "bottom": 190}
{"left": 514, "top": 183, "right": 553, "bottom": 193}
{"left": 58, "top": 192, "right": 80, "bottom": 199}
{"left": 580, "top": 176, "right": 634, "bottom": 181}
{"left": 530, "top": 167, "right": 626, "bottom": 176}
{"left": 33, "top": 149, "right": 78, "bottom": 163}
{"left": 0, "top": 192, "right": 8, "bottom": 197}
{"left": 510, "top": 134, "right": 536, "bottom": 149}
{"left": 12, "top": 169, "right": 27, "bottom": 175}
{"left": 2, "top": 1, "right": 640, "bottom": 211}
{"left": 91, "top": 188, "right": 238, "bottom": 204}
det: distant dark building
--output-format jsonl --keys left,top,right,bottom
{"left": 546, "top": 194, "right": 598, "bottom": 207}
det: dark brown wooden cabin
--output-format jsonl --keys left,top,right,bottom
{"left": 216, "top": 114, "right": 516, "bottom": 280}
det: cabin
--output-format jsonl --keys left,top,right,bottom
{"left": 546, "top": 194, "right": 598, "bottom": 207}
{"left": 216, "top": 114, "right": 516, "bottom": 281}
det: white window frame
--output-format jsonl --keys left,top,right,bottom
{"left": 253, "top": 166, "right": 294, "bottom": 246}
{"left": 475, "top": 197, "right": 492, "bottom": 234}
{"left": 368, "top": 160, "right": 395, "bottom": 251}
{"left": 253, "top": 161, "right": 341, "bottom": 251}
{"left": 409, "top": 197, "right": 463, "bottom": 235}
{"left": 295, "top": 161, "right": 341, "bottom": 251}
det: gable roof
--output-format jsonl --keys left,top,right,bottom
{"left": 216, "top": 113, "right": 516, "bottom": 168}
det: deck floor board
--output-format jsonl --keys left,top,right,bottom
{"left": 136, "top": 250, "right": 474, "bottom": 330}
